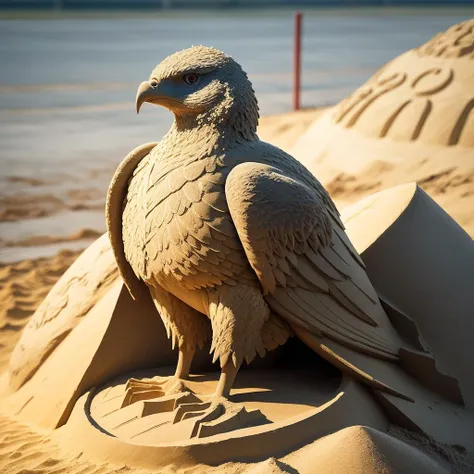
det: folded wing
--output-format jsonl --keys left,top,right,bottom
{"left": 226, "top": 162, "right": 401, "bottom": 362}
{"left": 106, "top": 142, "right": 157, "bottom": 300}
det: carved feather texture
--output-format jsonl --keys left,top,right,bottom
{"left": 208, "top": 284, "right": 271, "bottom": 368}
{"left": 139, "top": 151, "right": 253, "bottom": 291}
{"left": 123, "top": 152, "right": 150, "bottom": 281}
{"left": 109, "top": 46, "right": 402, "bottom": 374}
{"left": 226, "top": 161, "right": 401, "bottom": 361}
{"left": 148, "top": 285, "right": 211, "bottom": 352}
{"left": 106, "top": 142, "right": 157, "bottom": 300}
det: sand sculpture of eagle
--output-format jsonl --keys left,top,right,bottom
{"left": 106, "top": 46, "right": 462, "bottom": 438}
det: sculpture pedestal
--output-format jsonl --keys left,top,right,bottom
{"left": 55, "top": 368, "right": 388, "bottom": 467}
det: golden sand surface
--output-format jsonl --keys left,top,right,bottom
{"left": 323, "top": 145, "right": 474, "bottom": 239}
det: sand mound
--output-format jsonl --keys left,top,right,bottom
{"left": 244, "top": 458, "right": 294, "bottom": 473}
{"left": 323, "top": 154, "right": 474, "bottom": 236}
{"left": 390, "top": 426, "right": 474, "bottom": 474}
{"left": 0, "top": 412, "right": 452, "bottom": 474}
{"left": 7, "top": 234, "right": 119, "bottom": 391}
{"left": 258, "top": 108, "right": 328, "bottom": 152}
{"left": 287, "top": 426, "right": 449, "bottom": 474}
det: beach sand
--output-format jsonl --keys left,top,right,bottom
{"left": 0, "top": 108, "right": 472, "bottom": 473}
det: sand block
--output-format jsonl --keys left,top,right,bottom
{"left": 342, "top": 183, "right": 474, "bottom": 411}
{"left": 332, "top": 182, "right": 474, "bottom": 451}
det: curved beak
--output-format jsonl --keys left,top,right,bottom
{"left": 135, "top": 81, "right": 158, "bottom": 114}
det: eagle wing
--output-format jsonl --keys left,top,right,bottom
{"left": 106, "top": 142, "right": 157, "bottom": 300}
{"left": 225, "top": 161, "right": 402, "bottom": 362}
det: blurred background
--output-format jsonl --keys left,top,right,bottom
{"left": 1, "top": 1, "right": 474, "bottom": 262}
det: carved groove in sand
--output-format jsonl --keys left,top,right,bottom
{"left": 416, "top": 19, "right": 474, "bottom": 58}
{"left": 333, "top": 71, "right": 407, "bottom": 128}
{"left": 332, "top": 20, "right": 474, "bottom": 146}
{"left": 332, "top": 66, "right": 474, "bottom": 145}
{"left": 86, "top": 369, "right": 376, "bottom": 445}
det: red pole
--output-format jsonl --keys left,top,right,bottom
{"left": 293, "top": 12, "right": 302, "bottom": 111}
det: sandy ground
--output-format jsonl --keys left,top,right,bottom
{"left": 323, "top": 147, "right": 474, "bottom": 239}
{"left": 0, "top": 107, "right": 472, "bottom": 473}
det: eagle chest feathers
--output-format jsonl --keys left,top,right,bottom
{"left": 122, "top": 147, "right": 253, "bottom": 294}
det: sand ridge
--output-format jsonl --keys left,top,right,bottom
{"left": 325, "top": 150, "right": 474, "bottom": 238}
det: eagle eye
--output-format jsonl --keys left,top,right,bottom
{"left": 183, "top": 73, "right": 200, "bottom": 85}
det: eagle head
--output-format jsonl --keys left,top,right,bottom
{"left": 135, "top": 45, "right": 258, "bottom": 132}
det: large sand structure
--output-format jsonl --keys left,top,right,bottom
{"left": 291, "top": 19, "right": 474, "bottom": 236}
{"left": 0, "top": 19, "right": 473, "bottom": 474}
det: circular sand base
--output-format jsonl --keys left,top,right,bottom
{"left": 90, "top": 367, "right": 341, "bottom": 444}
{"left": 57, "top": 366, "right": 388, "bottom": 467}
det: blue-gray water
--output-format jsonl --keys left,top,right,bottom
{"left": 0, "top": 8, "right": 473, "bottom": 261}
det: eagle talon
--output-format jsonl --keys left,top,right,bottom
{"left": 120, "top": 376, "right": 190, "bottom": 408}
{"left": 171, "top": 396, "right": 269, "bottom": 439}
{"left": 172, "top": 391, "right": 201, "bottom": 409}
{"left": 125, "top": 377, "right": 166, "bottom": 391}
{"left": 172, "top": 401, "right": 212, "bottom": 424}
{"left": 189, "top": 398, "right": 269, "bottom": 439}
